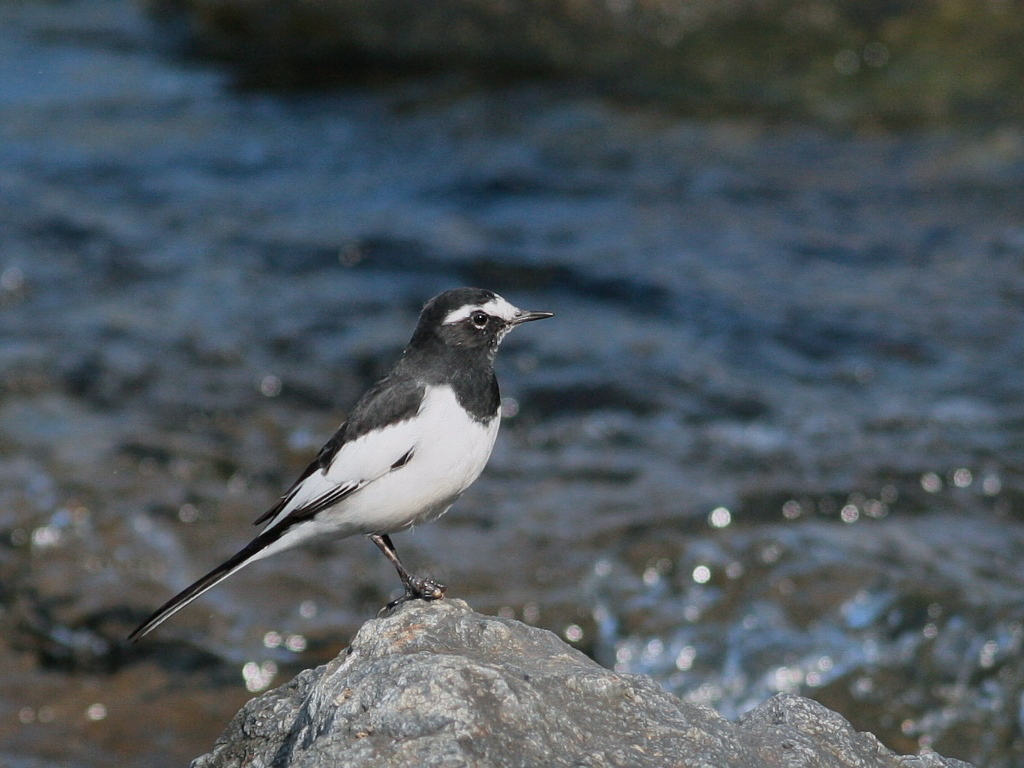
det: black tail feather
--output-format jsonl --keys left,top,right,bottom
{"left": 128, "top": 538, "right": 267, "bottom": 642}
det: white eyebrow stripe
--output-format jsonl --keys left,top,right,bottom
{"left": 442, "top": 296, "right": 520, "bottom": 325}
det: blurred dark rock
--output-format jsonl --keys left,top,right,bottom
{"left": 192, "top": 599, "right": 972, "bottom": 768}
{"left": 144, "top": 0, "right": 1024, "bottom": 125}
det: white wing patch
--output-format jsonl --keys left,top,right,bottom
{"left": 332, "top": 384, "right": 499, "bottom": 532}
{"left": 442, "top": 295, "right": 520, "bottom": 325}
{"left": 258, "top": 414, "right": 424, "bottom": 533}
{"left": 257, "top": 385, "right": 499, "bottom": 540}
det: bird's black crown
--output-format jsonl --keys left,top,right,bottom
{"left": 412, "top": 288, "right": 507, "bottom": 351}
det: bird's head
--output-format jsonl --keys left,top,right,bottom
{"left": 414, "top": 288, "right": 553, "bottom": 352}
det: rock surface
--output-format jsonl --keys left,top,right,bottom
{"left": 192, "top": 600, "right": 972, "bottom": 768}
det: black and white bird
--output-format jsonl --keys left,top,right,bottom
{"left": 129, "top": 288, "right": 552, "bottom": 641}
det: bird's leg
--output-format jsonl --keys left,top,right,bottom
{"left": 369, "top": 534, "right": 446, "bottom": 611}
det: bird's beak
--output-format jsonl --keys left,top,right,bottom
{"left": 511, "top": 309, "right": 554, "bottom": 325}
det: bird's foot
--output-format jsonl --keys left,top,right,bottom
{"left": 409, "top": 575, "right": 447, "bottom": 601}
{"left": 379, "top": 576, "right": 447, "bottom": 615}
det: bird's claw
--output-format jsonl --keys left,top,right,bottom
{"left": 411, "top": 577, "right": 447, "bottom": 601}
{"left": 379, "top": 577, "right": 447, "bottom": 615}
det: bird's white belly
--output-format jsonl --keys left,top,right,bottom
{"left": 325, "top": 385, "right": 499, "bottom": 534}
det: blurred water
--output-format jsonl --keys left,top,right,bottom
{"left": 1, "top": 1, "right": 1024, "bottom": 766}
{"left": 586, "top": 502, "right": 1024, "bottom": 761}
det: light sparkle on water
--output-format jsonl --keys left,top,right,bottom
{"left": 708, "top": 507, "right": 731, "bottom": 528}
{"left": 243, "top": 661, "right": 278, "bottom": 692}
{"left": 921, "top": 472, "right": 942, "bottom": 493}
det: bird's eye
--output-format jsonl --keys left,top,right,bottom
{"left": 470, "top": 311, "right": 488, "bottom": 328}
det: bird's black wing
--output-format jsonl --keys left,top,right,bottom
{"left": 252, "top": 375, "right": 426, "bottom": 527}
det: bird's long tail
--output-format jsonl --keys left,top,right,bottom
{"left": 128, "top": 537, "right": 269, "bottom": 642}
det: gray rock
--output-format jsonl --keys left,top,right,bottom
{"left": 192, "top": 600, "right": 973, "bottom": 768}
